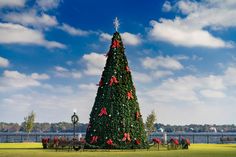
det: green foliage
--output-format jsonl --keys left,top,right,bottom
{"left": 145, "top": 110, "right": 157, "bottom": 135}
{"left": 85, "top": 32, "right": 148, "bottom": 149}
{"left": 24, "top": 111, "right": 35, "bottom": 133}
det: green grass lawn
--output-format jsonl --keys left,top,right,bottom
{"left": 0, "top": 143, "right": 236, "bottom": 157}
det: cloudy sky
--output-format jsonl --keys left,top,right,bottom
{"left": 1, "top": 0, "right": 236, "bottom": 125}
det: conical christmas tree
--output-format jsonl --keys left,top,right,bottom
{"left": 85, "top": 19, "right": 148, "bottom": 149}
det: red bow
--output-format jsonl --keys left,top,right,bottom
{"left": 112, "top": 39, "right": 120, "bottom": 48}
{"left": 96, "top": 79, "right": 103, "bottom": 87}
{"left": 90, "top": 136, "right": 98, "bottom": 144}
{"left": 136, "top": 112, "right": 140, "bottom": 120}
{"left": 135, "top": 139, "right": 141, "bottom": 145}
{"left": 125, "top": 66, "right": 130, "bottom": 72}
{"left": 106, "top": 139, "right": 113, "bottom": 145}
{"left": 122, "top": 133, "right": 131, "bottom": 142}
{"left": 109, "top": 76, "right": 118, "bottom": 86}
{"left": 99, "top": 107, "right": 107, "bottom": 116}
{"left": 127, "top": 91, "right": 134, "bottom": 100}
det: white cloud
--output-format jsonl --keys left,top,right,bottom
{"left": 59, "top": 23, "right": 91, "bottom": 36}
{"left": 55, "top": 66, "right": 68, "bottom": 72}
{"left": 121, "top": 32, "right": 141, "bottom": 45}
{"left": 132, "top": 71, "right": 152, "bottom": 83}
{"left": 0, "top": 23, "right": 65, "bottom": 49}
{"left": 175, "top": 0, "right": 199, "bottom": 14}
{"left": 82, "top": 52, "right": 106, "bottom": 76}
{"left": 149, "top": 19, "right": 231, "bottom": 48}
{"left": 78, "top": 83, "right": 97, "bottom": 91}
{"left": 100, "top": 32, "right": 141, "bottom": 46}
{"left": 152, "top": 70, "right": 174, "bottom": 79}
{"left": 150, "top": 0, "right": 235, "bottom": 48}
{"left": 0, "top": 0, "right": 25, "bottom": 8}
{"left": 200, "top": 89, "right": 225, "bottom": 98}
{"left": 0, "top": 56, "right": 9, "bottom": 67}
{"left": 138, "top": 66, "right": 236, "bottom": 124}
{"left": 37, "top": 0, "right": 61, "bottom": 10}
{"left": 223, "top": 66, "right": 236, "bottom": 86}
{"left": 54, "top": 66, "right": 82, "bottom": 79}
{"left": 100, "top": 33, "right": 112, "bottom": 41}
{"left": 0, "top": 70, "right": 42, "bottom": 90}
{"left": 162, "top": 1, "right": 172, "bottom": 12}
{"left": 142, "top": 56, "right": 183, "bottom": 70}
{"left": 3, "top": 11, "right": 58, "bottom": 28}
{"left": 31, "top": 73, "right": 50, "bottom": 80}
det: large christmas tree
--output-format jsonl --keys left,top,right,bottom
{"left": 85, "top": 18, "right": 148, "bottom": 149}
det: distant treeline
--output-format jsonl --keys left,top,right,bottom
{"left": 1, "top": 122, "right": 236, "bottom": 133}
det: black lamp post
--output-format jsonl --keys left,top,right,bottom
{"left": 71, "top": 111, "right": 79, "bottom": 138}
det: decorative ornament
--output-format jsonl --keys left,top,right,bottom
{"left": 96, "top": 79, "right": 103, "bottom": 87}
{"left": 112, "top": 39, "right": 120, "bottom": 48}
{"left": 113, "top": 17, "right": 120, "bottom": 32}
{"left": 122, "top": 133, "right": 131, "bottom": 142}
{"left": 99, "top": 107, "right": 108, "bottom": 116}
{"left": 109, "top": 76, "right": 119, "bottom": 86}
{"left": 109, "top": 114, "right": 111, "bottom": 117}
{"left": 127, "top": 91, "right": 134, "bottom": 100}
{"left": 90, "top": 136, "right": 98, "bottom": 144}
{"left": 135, "top": 139, "right": 141, "bottom": 145}
{"left": 106, "top": 139, "right": 113, "bottom": 145}
{"left": 136, "top": 112, "right": 141, "bottom": 120}
{"left": 125, "top": 66, "right": 131, "bottom": 72}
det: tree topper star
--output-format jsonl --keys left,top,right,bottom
{"left": 113, "top": 17, "right": 120, "bottom": 32}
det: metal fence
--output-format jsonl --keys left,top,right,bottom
{"left": 149, "top": 132, "right": 236, "bottom": 144}
{"left": 0, "top": 132, "right": 86, "bottom": 143}
{"left": 1, "top": 132, "right": 236, "bottom": 143}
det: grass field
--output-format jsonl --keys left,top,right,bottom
{"left": 0, "top": 143, "right": 236, "bottom": 157}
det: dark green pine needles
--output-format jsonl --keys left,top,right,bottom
{"left": 85, "top": 32, "right": 148, "bottom": 149}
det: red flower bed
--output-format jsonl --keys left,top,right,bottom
{"left": 185, "top": 138, "right": 191, "bottom": 145}
{"left": 152, "top": 138, "right": 162, "bottom": 144}
{"left": 170, "top": 138, "right": 179, "bottom": 145}
{"left": 42, "top": 138, "right": 49, "bottom": 144}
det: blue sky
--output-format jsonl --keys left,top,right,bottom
{"left": 1, "top": 0, "right": 236, "bottom": 125}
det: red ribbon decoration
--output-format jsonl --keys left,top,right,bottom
{"left": 96, "top": 79, "right": 103, "bottom": 87}
{"left": 98, "top": 107, "right": 108, "bottom": 116}
{"left": 112, "top": 39, "right": 120, "bottom": 48}
{"left": 90, "top": 136, "right": 98, "bottom": 144}
{"left": 122, "top": 133, "right": 131, "bottom": 142}
{"left": 127, "top": 91, "right": 134, "bottom": 100}
{"left": 125, "top": 66, "right": 130, "bottom": 72}
{"left": 106, "top": 139, "right": 113, "bottom": 145}
{"left": 135, "top": 139, "right": 141, "bottom": 145}
{"left": 136, "top": 111, "right": 140, "bottom": 120}
{"left": 109, "top": 76, "right": 118, "bottom": 86}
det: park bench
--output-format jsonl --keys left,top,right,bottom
{"left": 220, "top": 137, "right": 236, "bottom": 144}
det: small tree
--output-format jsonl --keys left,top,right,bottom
{"left": 145, "top": 110, "right": 157, "bottom": 136}
{"left": 24, "top": 111, "right": 35, "bottom": 140}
